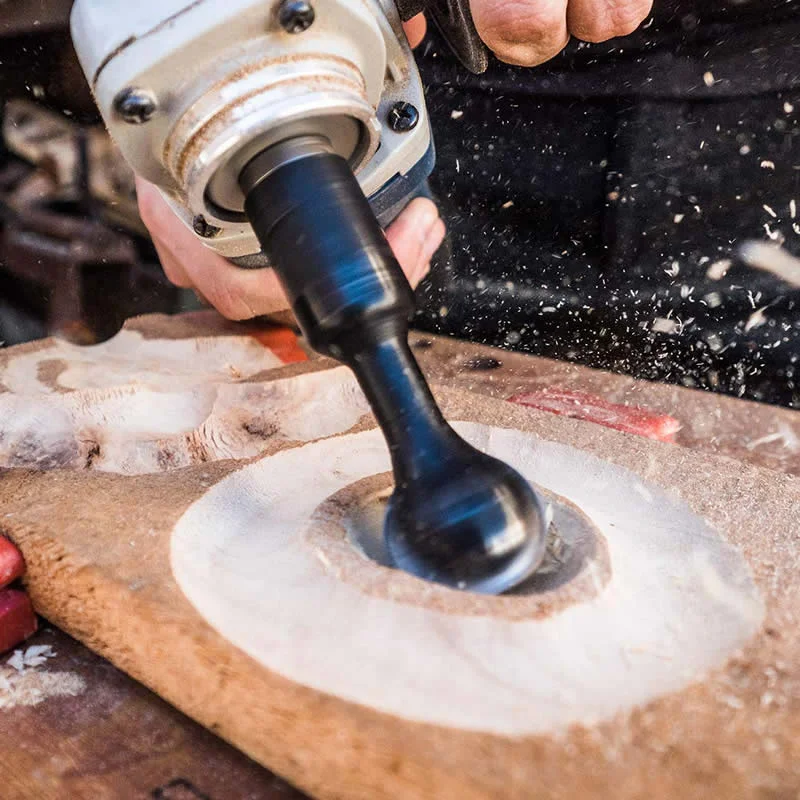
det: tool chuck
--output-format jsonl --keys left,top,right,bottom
{"left": 240, "top": 136, "right": 548, "bottom": 594}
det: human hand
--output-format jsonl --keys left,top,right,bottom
{"left": 403, "top": 0, "right": 652, "bottom": 66}
{"left": 136, "top": 178, "right": 445, "bottom": 321}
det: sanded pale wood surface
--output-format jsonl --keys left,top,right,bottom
{"left": 0, "top": 312, "right": 798, "bottom": 799}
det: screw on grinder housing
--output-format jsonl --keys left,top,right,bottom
{"left": 240, "top": 136, "right": 548, "bottom": 594}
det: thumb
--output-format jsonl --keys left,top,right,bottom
{"left": 402, "top": 13, "right": 427, "bottom": 47}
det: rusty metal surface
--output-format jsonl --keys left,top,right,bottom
{"left": 3, "top": 100, "right": 141, "bottom": 230}
{"left": 0, "top": 101, "right": 180, "bottom": 344}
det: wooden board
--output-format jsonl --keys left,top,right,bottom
{"left": 0, "top": 313, "right": 797, "bottom": 799}
{"left": 0, "top": 313, "right": 799, "bottom": 799}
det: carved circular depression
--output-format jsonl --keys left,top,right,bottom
{"left": 171, "top": 423, "right": 763, "bottom": 736}
{"left": 308, "top": 474, "right": 612, "bottom": 620}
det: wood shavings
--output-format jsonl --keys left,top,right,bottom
{"left": 0, "top": 666, "right": 85, "bottom": 710}
{"left": 652, "top": 318, "right": 679, "bottom": 335}
{"left": 0, "top": 644, "right": 84, "bottom": 710}
{"left": 760, "top": 161, "right": 776, "bottom": 170}
{"left": 744, "top": 308, "right": 768, "bottom": 333}
{"left": 6, "top": 644, "right": 55, "bottom": 672}
{"left": 746, "top": 424, "right": 800, "bottom": 453}
{"left": 450, "top": 110, "right": 463, "bottom": 120}
{"left": 737, "top": 241, "right": 800, "bottom": 288}
{"left": 706, "top": 259, "right": 732, "bottom": 280}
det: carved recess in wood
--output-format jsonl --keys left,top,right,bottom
{"left": 171, "top": 423, "right": 764, "bottom": 737}
{"left": 0, "top": 331, "right": 369, "bottom": 474}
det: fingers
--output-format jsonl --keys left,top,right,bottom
{"left": 385, "top": 198, "right": 446, "bottom": 287}
{"left": 567, "top": 0, "right": 652, "bottom": 42}
{"left": 137, "top": 179, "right": 445, "bottom": 321}
{"left": 402, "top": 13, "right": 427, "bottom": 48}
{"left": 470, "top": 0, "right": 569, "bottom": 66}
{"left": 470, "top": 0, "right": 651, "bottom": 66}
{"left": 137, "top": 177, "right": 290, "bottom": 320}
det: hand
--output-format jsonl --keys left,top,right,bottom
{"left": 403, "top": 0, "right": 653, "bottom": 65}
{"left": 136, "top": 178, "right": 445, "bottom": 321}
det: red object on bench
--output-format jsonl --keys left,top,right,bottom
{"left": 249, "top": 325, "right": 308, "bottom": 364}
{"left": 0, "top": 537, "right": 36, "bottom": 654}
{"left": 508, "top": 388, "right": 681, "bottom": 443}
{"left": 0, "top": 537, "right": 25, "bottom": 588}
{"left": 0, "top": 589, "right": 37, "bottom": 655}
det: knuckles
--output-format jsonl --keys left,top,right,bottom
{"left": 569, "top": 0, "right": 652, "bottom": 43}
{"left": 473, "top": 0, "right": 569, "bottom": 66}
{"left": 470, "top": 0, "right": 651, "bottom": 64}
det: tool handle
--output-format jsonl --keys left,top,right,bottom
{"left": 395, "top": 0, "right": 489, "bottom": 74}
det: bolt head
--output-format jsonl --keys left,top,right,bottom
{"left": 113, "top": 88, "right": 157, "bottom": 124}
{"left": 278, "top": 0, "right": 315, "bottom": 33}
{"left": 192, "top": 215, "right": 222, "bottom": 238}
{"left": 387, "top": 102, "right": 420, "bottom": 133}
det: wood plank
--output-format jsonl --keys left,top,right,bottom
{"left": 0, "top": 312, "right": 797, "bottom": 798}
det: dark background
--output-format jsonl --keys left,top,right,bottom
{"left": 415, "top": 0, "right": 800, "bottom": 407}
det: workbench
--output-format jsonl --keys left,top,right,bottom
{"left": 1, "top": 316, "right": 797, "bottom": 800}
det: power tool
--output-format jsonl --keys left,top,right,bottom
{"left": 70, "top": 0, "right": 548, "bottom": 594}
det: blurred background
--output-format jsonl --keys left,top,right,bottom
{"left": 1, "top": 0, "right": 798, "bottom": 406}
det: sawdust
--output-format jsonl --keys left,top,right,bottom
{"left": 0, "top": 645, "right": 86, "bottom": 710}
{"left": 738, "top": 241, "right": 800, "bottom": 288}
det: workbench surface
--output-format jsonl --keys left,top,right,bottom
{"left": 1, "top": 321, "right": 797, "bottom": 800}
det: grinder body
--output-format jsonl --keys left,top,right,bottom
{"left": 70, "top": 0, "right": 434, "bottom": 257}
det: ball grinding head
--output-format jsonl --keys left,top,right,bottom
{"left": 385, "top": 449, "right": 549, "bottom": 594}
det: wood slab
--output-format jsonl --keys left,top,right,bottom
{"left": 0, "top": 313, "right": 798, "bottom": 799}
